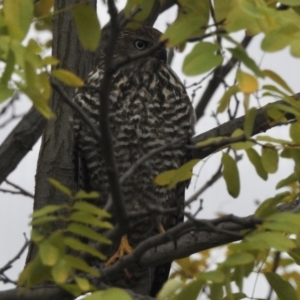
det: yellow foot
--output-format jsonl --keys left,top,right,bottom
{"left": 105, "top": 235, "right": 133, "bottom": 267}
{"left": 157, "top": 221, "right": 166, "bottom": 234}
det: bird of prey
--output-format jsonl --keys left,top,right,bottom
{"left": 73, "top": 26, "right": 194, "bottom": 296}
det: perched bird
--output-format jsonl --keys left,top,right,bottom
{"left": 73, "top": 26, "right": 195, "bottom": 296}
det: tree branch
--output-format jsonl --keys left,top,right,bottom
{"left": 195, "top": 34, "right": 253, "bottom": 120}
{"left": 98, "top": 0, "right": 128, "bottom": 233}
{"left": 0, "top": 107, "right": 46, "bottom": 185}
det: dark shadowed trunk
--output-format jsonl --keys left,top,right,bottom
{"left": 26, "top": 0, "right": 98, "bottom": 264}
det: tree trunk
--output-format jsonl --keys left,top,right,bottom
{"left": 26, "top": 0, "right": 97, "bottom": 263}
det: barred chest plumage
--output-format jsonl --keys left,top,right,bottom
{"left": 72, "top": 27, "right": 195, "bottom": 294}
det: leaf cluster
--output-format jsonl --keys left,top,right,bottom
{"left": 158, "top": 203, "right": 300, "bottom": 300}
{"left": 0, "top": 0, "right": 101, "bottom": 118}
{"left": 18, "top": 179, "right": 113, "bottom": 297}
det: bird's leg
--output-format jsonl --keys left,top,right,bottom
{"left": 105, "top": 235, "right": 133, "bottom": 267}
{"left": 156, "top": 221, "right": 166, "bottom": 233}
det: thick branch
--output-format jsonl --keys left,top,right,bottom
{"left": 192, "top": 95, "right": 300, "bottom": 159}
{"left": 0, "top": 107, "right": 45, "bottom": 185}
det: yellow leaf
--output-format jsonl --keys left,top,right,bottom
{"left": 51, "top": 258, "right": 70, "bottom": 284}
{"left": 40, "top": 241, "right": 59, "bottom": 266}
{"left": 236, "top": 69, "right": 258, "bottom": 94}
{"left": 52, "top": 69, "right": 84, "bottom": 87}
{"left": 74, "top": 276, "right": 91, "bottom": 292}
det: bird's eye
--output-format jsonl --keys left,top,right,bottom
{"left": 134, "top": 40, "right": 147, "bottom": 50}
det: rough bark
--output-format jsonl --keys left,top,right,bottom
{"left": 26, "top": 0, "right": 98, "bottom": 263}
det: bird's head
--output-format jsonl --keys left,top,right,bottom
{"left": 115, "top": 26, "right": 167, "bottom": 62}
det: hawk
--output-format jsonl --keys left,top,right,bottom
{"left": 73, "top": 26, "right": 195, "bottom": 296}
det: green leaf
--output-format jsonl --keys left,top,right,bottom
{"left": 262, "top": 69, "right": 293, "bottom": 94}
{"left": 246, "top": 232, "right": 295, "bottom": 252}
{"left": 217, "top": 85, "right": 240, "bottom": 113}
{"left": 288, "top": 248, "right": 300, "bottom": 264}
{"left": 74, "top": 190, "right": 100, "bottom": 199}
{"left": 262, "top": 220, "right": 300, "bottom": 234}
{"left": 73, "top": 201, "right": 111, "bottom": 218}
{"left": 244, "top": 107, "right": 257, "bottom": 138}
{"left": 198, "top": 270, "right": 225, "bottom": 283}
{"left": 223, "top": 292, "right": 247, "bottom": 300}
{"left": 31, "top": 229, "right": 44, "bottom": 243}
{"left": 265, "top": 272, "right": 298, "bottom": 300}
{"left": 276, "top": 173, "right": 298, "bottom": 189}
{"left": 210, "top": 283, "right": 223, "bottom": 300}
{"left": 227, "top": 47, "right": 264, "bottom": 77}
{"left": 161, "top": 1, "right": 210, "bottom": 47}
{"left": 290, "top": 122, "right": 300, "bottom": 143}
{"left": 51, "top": 258, "right": 70, "bottom": 284}
{"left": 176, "top": 279, "right": 204, "bottom": 300}
{"left": 3, "top": 0, "right": 33, "bottom": 40}
{"left": 42, "top": 56, "right": 59, "bottom": 66}
{"left": 72, "top": 5, "right": 101, "bottom": 52}
{"left": 280, "top": 0, "right": 300, "bottom": 5}
{"left": 69, "top": 211, "right": 113, "bottom": 229}
{"left": 230, "top": 129, "right": 254, "bottom": 150}
{"left": 183, "top": 42, "right": 223, "bottom": 76}
{"left": 67, "top": 223, "right": 112, "bottom": 245}
{"left": 246, "top": 148, "right": 268, "bottom": 180}
{"left": 261, "top": 145, "right": 279, "bottom": 174}
{"left": 64, "top": 237, "right": 106, "bottom": 260}
{"left": 0, "top": 86, "right": 15, "bottom": 103}
{"left": 31, "top": 215, "right": 60, "bottom": 226}
{"left": 268, "top": 102, "right": 300, "bottom": 117}
{"left": 156, "top": 278, "right": 184, "bottom": 300}
{"left": 154, "top": 159, "right": 200, "bottom": 189}
{"left": 31, "top": 204, "right": 64, "bottom": 218}
{"left": 255, "top": 192, "right": 290, "bottom": 218}
{"left": 83, "top": 288, "right": 132, "bottom": 300}
{"left": 222, "top": 153, "right": 240, "bottom": 198}
{"left": 124, "top": 0, "right": 155, "bottom": 27}
{"left": 39, "top": 241, "right": 60, "bottom": 266}
{"left": 74, "top": 276, "right": 91, "bottom": 292}
{"left": 256, "top": 135, "right": 291, "bottom": 145}
{"left": 52, "top": 69, "right": 84, "bottom": 87}
{"left": 267, "top": 212, "right": 300, "bottom": 227}
{"left": 196, "top": 136, "right": 224, "bottom": 148}
{"left": 18, "top": 255, "right": 51, "bottom": 288}
{"left": 64, "top": 255, "right": 99, "bottom": 277}
{"left": 48, "top": 178, "right": 72, "bottom": 197}
{"left": 266, "top": 107, "right": 286, "bottom": 122}
{"left": 222, "top": 253, "right": 254, "bottom": 267}
{"left": 1, "top": 49, "right": 15, "bottom": 84}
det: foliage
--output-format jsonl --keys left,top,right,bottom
{"left": 0, "top": 0, "right": 100, "bottom": 118}
{"left": 18, "top": 179, "right": 114, "bottom": 298}
{"left": 2, "top": 0, "right": 300, "bottom": 300}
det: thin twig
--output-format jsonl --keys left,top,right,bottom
{"left": 0, "top": 234, "right": 29, "bottom": 275}
{"left": 99, "top": 0, "right": 128, "bottom": 231}
{"left": 4, "top": 180, "right": 34, "bottom": 198}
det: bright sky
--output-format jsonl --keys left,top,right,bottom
{"left": 0, "top": 1, "right": 299, "bottom": 299}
